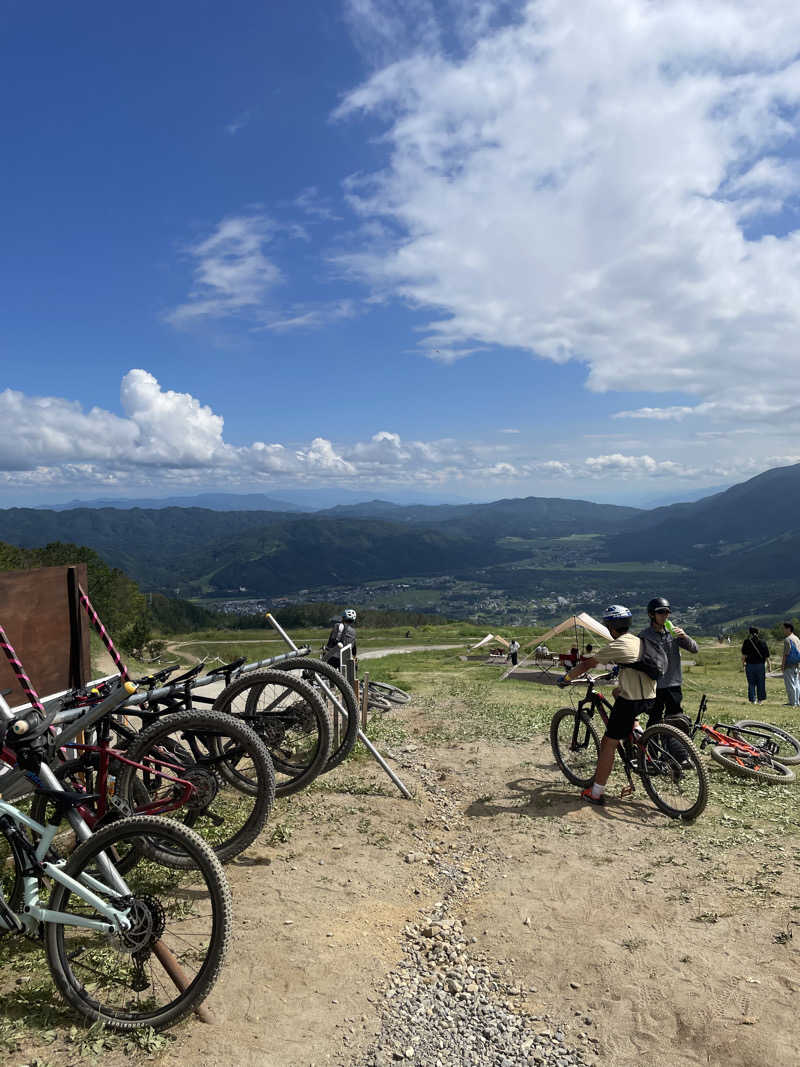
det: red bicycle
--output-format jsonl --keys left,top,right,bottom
{"left": 17, "top": 684, "right": 276, "bottom": 865}
{"left": 689, "top": 695, "right": 799, "bottom": 784}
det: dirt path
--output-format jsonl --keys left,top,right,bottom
{"left": 5, "top": 692, "right": 798, "bottom": 1066}
{"left": 146, "top": 722, "right": 797, "bottom": 1067}
{"left": 360, "top": 644, "right": 462, "bottom": 660}
{"left": 163, "top": 641, "right": 463, "bottom": 665}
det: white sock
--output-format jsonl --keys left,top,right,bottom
{"left": 590, "top": 783, "right": 605, "bottom": 799}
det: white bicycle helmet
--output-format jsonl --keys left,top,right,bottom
{"left": 602, "top": 604, "right": 632, "bottom": 622}
{"left": 343, "top": 608, "right": 357, "bottom": 622}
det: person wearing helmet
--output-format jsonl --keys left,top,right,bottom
{"left": 559, "top": 604, "right": 657, "bottom": 806}
{"left": 638, "top": 597, "right": 697, "bottom": 722}
{"left": 324, "top": 609, "right": 358, "bottom": 671}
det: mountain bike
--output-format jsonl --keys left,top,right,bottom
{"left": 29, "top": 692, "right": 276, "bottom": 865}
{"left": 550, "top": 677, "right": 708, "bottom": 821}
{"left": 366, "top": 680, "right": 411, "bottom": 706}
{"left": 272, "top": 656, "right": 360, "bottom": 772}
{"left": 212, "top": 669, "right": 331, "bottom": 796}
{"left": 0, "top": 683, "right": 231, "bottom": 1030}
{"left": 689, "top": 695, "right": 799, "bottom": 783}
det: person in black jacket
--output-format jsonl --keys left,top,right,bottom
{"left": 324, "top": 609, "right": 358, "bottom": 672}
{"left": 741, "top": 626, "right": 770, "bottom": 704}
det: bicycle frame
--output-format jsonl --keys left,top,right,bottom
{"left": 0, "top": 678, "right": 137, "bottom": 896}
{"left": 50, "top": 738, "right": 196, "bottom": 824}
{"left": 690, "top": 694, "right": 781, "bottom": 759}
{"left": 0, "top": 799, "right": 132, "bottom": 936}
{"left": 567, "top": 678, "right": 644, "bottom": 787}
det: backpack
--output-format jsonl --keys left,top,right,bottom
{"left": 787, "top": 638, "right": 800, "bottom": 666}
{"left": 631, "top": 632, "right": 668, "bottom": 681}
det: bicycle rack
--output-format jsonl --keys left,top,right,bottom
{"left": 265, "top": 612, "right": 412, "bottom": 800}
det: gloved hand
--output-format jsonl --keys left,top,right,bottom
{"left": 557, "top": 675, "right": 570, "bottom": 689}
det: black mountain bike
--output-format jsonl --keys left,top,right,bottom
{"left": 550, "top": 677, "right": 708, "bottom": 821}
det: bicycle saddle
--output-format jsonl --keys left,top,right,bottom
{"left": 134, "top": 664, "right": 181, "bottom": 688}
{"left": 33, "top": 788, "right": 101, "bottom": 821}
{"left": 169, "top": 662, "right": 206, "bottom": 685}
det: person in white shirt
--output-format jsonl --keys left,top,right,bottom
{"left": 781, "top": 621, "right": 800, "bottom": 707}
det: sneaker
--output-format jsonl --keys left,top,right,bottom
{"left": 581, "top": 787, "right": 605, "bottom": 806}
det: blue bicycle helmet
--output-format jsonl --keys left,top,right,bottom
{"left": 602, "top": 604, "right": 632, "bottom": 622}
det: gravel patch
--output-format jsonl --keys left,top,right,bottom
{"left": 344, "top": 752, "right": 595, "bottom": 1067}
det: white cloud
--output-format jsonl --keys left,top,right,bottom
{"left": 336, "top": 0, "right": 800, "bottom": 420}
{"left": 0, "top": 373, "right": 796, "bottom": 494}
{"left": 226, "top": 111, "right": 253, "bottom": 136}
{"left": 120, "top": 370, "right": 231, "bottom": 467}
{"left": 260, "top": 299, "right": 357, "bottom": 332}
{"left": 612, "top": 406, "right": 699, "bottom": 421}
{"left": 166, "top": 215, "right": 282, "bottom": 324}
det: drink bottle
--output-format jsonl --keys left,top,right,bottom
{"left": 664, "top": 619, "right": 676, "bottom": 636}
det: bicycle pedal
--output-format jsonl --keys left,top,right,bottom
{"left": 108, "top": 795, "right": 133, "bottom": 817}
{"left": 620, "top": 785, "right": 635, "bottom": 797}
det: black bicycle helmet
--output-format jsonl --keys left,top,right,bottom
{"left": 647, "top": 596, "right": 670, "bottom": 615}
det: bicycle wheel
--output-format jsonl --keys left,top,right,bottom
{"left": 550, "top": 707, "right": 601, "bottom": 788}
{"left": 638, "top": 723, "right": 708, "bottom": 820}
{"left": 213, "top": 670, "right": 331, "bottom": 797}
{"left": 367, "top": 681, "right": 411, "bottom": 705}
{"left": 731, "top": 721, "right": 800, "bottom": 765}
{"left": 710, "top": 745, "right": 795, "bottom": 784}
{"left": 274, "top": 656, "right": 359, "bottom": 772}
{"left": 117, "top": 711, "right": 275, "bottom": 866}
{"left": 367, "top": 694, "right": 392, "bottom": 712}
{"left": 45, "top": 815, "right": 230, "bottom": 1031}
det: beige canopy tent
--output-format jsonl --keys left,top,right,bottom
{"left": 501, "top": 612, "right": 611, "bottom": 680}
{"left": 468, "top": 633, "right": 510, "bottom": 651}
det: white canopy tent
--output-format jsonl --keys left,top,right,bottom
{"left": 531, "top": 612, "right": 611, "bottom": 647}
{"left": 501, "top": 612, "right": 611, "bottom": 680}
{"left": 468, "top": 633, "right": 510, "bottom": 651}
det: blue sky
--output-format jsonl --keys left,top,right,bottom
{"left": 2, "top": 1, "right": 800, "bottom": 507}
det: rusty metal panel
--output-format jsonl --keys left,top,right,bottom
{"left": 0, "top": 563, "right": 90, "bottom": 705}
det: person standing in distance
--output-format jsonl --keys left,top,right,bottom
{"left": 639, "top": 597, "right": 697, "bottom": 721}
{"left": 508, "top": 638, "right": 520, "bottom": 667}
{"left": 740, "top": 626, "right": 770, "bottom": 704}
{"left": 559, "top": 604, "right": 656, "bottom": 806}
{"left": 324, "top": 609, "right": 358, "bottom": 672}
{"left": 780, "top": 621, "right": 800, "bottom": 707}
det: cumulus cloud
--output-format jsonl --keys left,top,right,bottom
{"left": 166, "top": 215, "right": 282, "bottom": 324}
{"left": 336, "top": 0, "right": 800, "bottom": 421}
{"left": 0, "top": 373, "right": 795, "bottom": 493}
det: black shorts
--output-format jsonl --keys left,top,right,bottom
{"left": 605, "top": 697, "right": 655, "bottom": 741}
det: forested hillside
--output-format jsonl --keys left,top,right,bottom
{"left": 1, "top": 463, "right": 799, "bottom": 629}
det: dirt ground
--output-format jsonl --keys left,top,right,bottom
{"left": 3, "top": 692, "right": 799, "bottom": 1067}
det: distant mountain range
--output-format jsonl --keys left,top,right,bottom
{"left": 44, "top": 488, "right": 477, "bottom": 512}
{"left": 48, "top": 492, "right": 312, "bottom": 512}
{"left": 2, "top": 463, "right": 799, "bottom": 626}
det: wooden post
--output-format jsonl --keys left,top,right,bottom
{"left": 153, "top": 940, "right": 214, "bottom": 1024}
{"left": 361, "top": 671, "right": 369, "bottom": 731}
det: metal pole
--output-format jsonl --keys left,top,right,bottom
{"left": 264, "top": 613, "right": 412, "bottom": 799}
{"left": 361, "top": 671, "right": 369, "bottom": 731}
